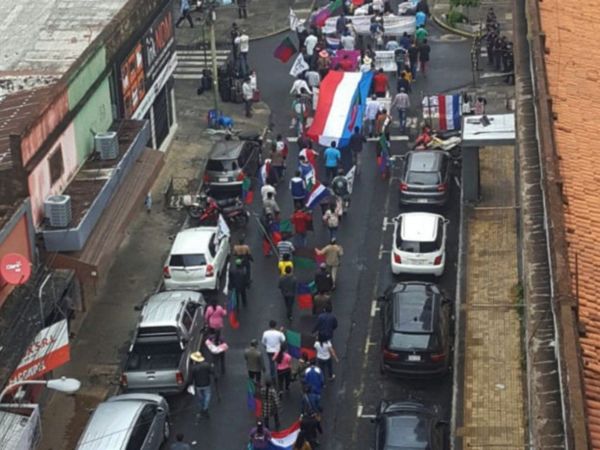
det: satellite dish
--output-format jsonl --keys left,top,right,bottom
{"left": 0, "top": 253, "right": 32, "bottom": 285}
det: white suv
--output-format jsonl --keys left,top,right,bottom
{"left": 163, "top": 227, "right": 230, "bottom": 291}
{"left": 391, "top": 212, "right": 448, "bottom": 276}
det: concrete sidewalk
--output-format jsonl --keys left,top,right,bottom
{"left": 455, "top": 146, "right": 527, "bottom": 449}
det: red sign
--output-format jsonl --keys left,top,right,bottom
{"left": 0, "top": 253, "right": 31, "bottom": 285}
{"left": 10, "top": 320, "right": 70, "bottom": 383}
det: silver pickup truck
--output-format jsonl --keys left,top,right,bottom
{"left": 121, "top": 291, "right": 205, "bottom": 394}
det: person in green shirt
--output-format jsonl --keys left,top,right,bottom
{"left": 415, "top": 26, "right": 429, "bottom": 44}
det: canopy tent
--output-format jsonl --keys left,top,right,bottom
{"left": 307, "top": 71, "right": 373, "bottom": 147}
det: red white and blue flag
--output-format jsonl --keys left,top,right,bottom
{"left": 259, "top": 159, "right": 271, "bottom": 186}
{"left": 305, "top": 183, "right": 330, "bottom": 209}
{"left": 268, "top": 421, "right": 301, "bottom": 449}
{"left": 308, "top": 71, "right": 373, "bottom": 147}
{"left": 422, "top": 95, "right": 462, "bottom": 130}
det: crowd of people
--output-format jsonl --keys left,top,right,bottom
{"left": 174, "top": 1, "right": 440, "bottom": 449}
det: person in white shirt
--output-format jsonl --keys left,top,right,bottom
{"left": 261, "top": 183, "right": 276, "bottom": 203}
{"left": 235, "top": 31, "right": 250, "bottom": 76}
{"left": 364, "top": 94, "right": 382, "bottom": 137}
{"left": 262, "top": 320, "right": 286, "bottom": 379}
{"left": 242, "top": 78, "right": 253, "bottom": 117}
{"left": 290, "top": 77, "right": 312, "bottom": 95}
{"left": 305, "top": 70, "right": 321, "bottom": 89}
{"left": 304, "top": 33, "right": 318, "bottom": 57}
{"left": 314, "top": 336, "right": 339, "bottom": 381}
{"left": 341, "top": 32, "right": 355, "bottom": 51}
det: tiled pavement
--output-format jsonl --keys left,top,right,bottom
{"left": 457, "top": 147, "right": 527, "bottom": 449}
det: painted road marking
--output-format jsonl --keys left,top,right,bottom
{"left": 357, "top": 404, "right": 376, "bottom": 419}
{"left": 370, "top": 300, "right": 380, "bottom": 318}
{"left": 454, "top": 176, "right": 461, "bottom": 188}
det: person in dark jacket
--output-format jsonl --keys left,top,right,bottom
{"left": 237, "top": 0, "right": 248, "bottom": 19}
{"left": 314, "top": 263, "right": 333, "bottom": 293}
{"left": 278, "top": 266, "right": 298, "bottom": 321}
{"left": 312, "top": 291, "right": 332, "bottom": 315}
{"left": 312, "top": 305, "right": 338, "bottom": 341}
{"left": 300, "top": 413, "right": 323, "bottom": 449}
{"left": 229, "top": 258, "right": 249, "bottom": 308}
{"left": 261, "top": 381, "right": 281, "bottom": 430}
{"left": 190, "top": 352, "right": 214, "bottom": 418}
{"left": 407, "top": 41, "right": 419, "bottom": 80}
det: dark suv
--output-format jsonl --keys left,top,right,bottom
{"left": 204, "top": 135, "right": 261, "bottom": 196}
{"left": 379, "top": 281, "right": 452, "bottom": 377}
{"left": 399, "top": 151, "right": 450, "bottom": 206}
{"left": 373, "top": 401, "right": 447, "bottom": 450}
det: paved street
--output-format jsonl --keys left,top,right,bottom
{"left": 165, "top": 23, "right": 472, "bottom": 449}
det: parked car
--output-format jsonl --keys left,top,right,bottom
{"left": 204, "top": 135, "right": 262, "bottom": 196}
{"left": 121, "top": 291, "right": 205, "bottom": 393}
{"left": 163, "top": 226, "right": 230, "bottom": 291}
{"left": 75, "top": 393, "right": 169, "bottom": 450}
{"left": 399, "top": 150, "right": 451, "bottom": 206}
{"left": 373, "top": 401, "right": 447, "bottom": 450}
{"left": 379, "top": 281, "right": 452, "bottom": 376}
{"left": 391, "top": 212, "right": 448, "bottom": 277}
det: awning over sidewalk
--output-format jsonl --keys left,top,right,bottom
{"left": 49, "top": 148, "right": 164, "bottom": 284}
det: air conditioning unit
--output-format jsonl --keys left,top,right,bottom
{"left": 44, "top": 195, "right": 72, "bottom": 228}
{"left": 95, "top": 131, "right": 119, "bottom": 160}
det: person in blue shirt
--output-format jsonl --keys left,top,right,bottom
{"left": 400, "top": 32, "right": 412, "bottom": 50}
{"left": 324, "top": 141, "right": 341, "bottom": 183}
{"left": 415, "top": 10, "right": 427, "bottom": 28}
{"left": 303, "top": 361, "right": 325, "bottom": 396}
{"left": 176, "top": 0, "right": 193, "bottom": 28}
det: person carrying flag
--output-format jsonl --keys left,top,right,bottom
{"left": 245, "top": 339, "right": 265, "bottom": 383}
{"left": 249, "top": 420, "right": 272, "bottom": 450}
{"left": 298, "top": 155, "right": 315, "bottom": 188}
{"left": 204, "top": 297, "right": 227, "bottom": 340}
{"left": 260, "top": 381, "right": 281, "bottom": 430}
{"left": 279, "top": 265, "right": 298, "bottom": 321}
{"left": 229, "top": 259, "right": 249, "bottom": 309}
{"left": 299, "top": 140, "right": 318, "bottom": 168}
{"left": 291, "top": 207, "right": 312, "bottom": 248}
{"left": 233, "top": 237, "right": 254, "bottom": 284}
{"left": 290, "top": 170, "right": 308, "bottom": 209}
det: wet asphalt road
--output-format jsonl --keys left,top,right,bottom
{"left": 165, "top": 23, "right": 472, "bottom": 450}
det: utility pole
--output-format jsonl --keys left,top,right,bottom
{"left": 206, "top": 0, "right": 220, "bottom": 113}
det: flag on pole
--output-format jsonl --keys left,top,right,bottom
{"left": 305, "top": 183, "right": 330, "bottom": 209}
{"left": 289, "top": 54, "right": 310, "bottom": 78}
{"left": 285, "top": 329, "right": 317, "bottom": 360}
{"left": 247, "top": 379, "right": 262, "bottom": 417}
{"left": 296, "top": 282, "right": 315, "bottom": 310}
{"left": 227, "top": 289, "right": 240, "bottom": 329}
{"left": 259, "top": 159, "right": 271, "bottom": 186}
{"left": 313, "top": 0, "right": 343, "bottom": 27}
{"left": 289, "top": 8, "right": 300, "bottom": 31}
{"left": 242, "top": 177, "right": 254, "bottom": 205}
{"left": 274, "top": 36, "right": 297, "bottom": 63}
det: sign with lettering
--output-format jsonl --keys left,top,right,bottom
{"left": 9, "top": 320, "right": 70, "bottom": 383}
{"left": 142, "top": 5, "right": 175, "bottom": 89}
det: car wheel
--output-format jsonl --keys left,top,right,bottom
{"left": 163, "top": 419, "right": 170, "bottom": 442}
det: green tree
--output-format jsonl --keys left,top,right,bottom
{"left": 449, "top": 0, "right": 480, "bottom": 23}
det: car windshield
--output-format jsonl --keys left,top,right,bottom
{"left": 169, "top": 254, "right": 207, "bottom": 267}
{"left": 407, "top": 171, "right": 440, "bottom": 185}
{"left": 398, "top": 241, "right": 440, "bottom": 253}
{"left": 385, "top": 415, "right": 430, "bottom": 448}
{"left": 206, "top": 159, "right": 238, "bottom": 171}
{"left": 389, "top": 332, "right": 439, "bottom": 351}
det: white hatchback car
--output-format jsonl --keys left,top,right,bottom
{"left": 163, "top": 227, "right": 230, "bottom": 291}
{"left": 391, "top": 212, "right": 448, "bottom": 276}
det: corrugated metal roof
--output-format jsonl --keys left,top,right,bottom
{"left": 540, "top": 0, "right": 600, "bottom": 444}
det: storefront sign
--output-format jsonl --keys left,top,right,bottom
{"left": 9, "top": 320, "right": 70, "bottom": 384}
{"left": 131, "top": 53, "right": 177, "bottom": 121}
{"left": 120, "top": 43, "right": 146, "bottom": 118}
{"left": 142, "top": 6, "right": 175, "bottom": 89}
{"left": 0, "top": 253, "right": 31, "bottom": 285}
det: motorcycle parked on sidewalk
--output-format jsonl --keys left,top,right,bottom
{"left": 183, "top": 194, "right": 249, "bottom": 227}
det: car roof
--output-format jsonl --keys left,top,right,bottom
{"left": 76, "top": 398, "right": 144, "bottom": 450}
{"left": 398, "top": 213, "right": 443, "bottom": 242}
{"left": 171, "top": 227, "right": 217, "bottom": 255}
{"left": 209, "top": 140, "right": 245, "bottom": 160}
{"left": 407, "top": 151, "right": 445, "bottom": 172}
{"left": 392, "top": 285, "right": 437, "bottom": 333}
{"left": 140, "top": 291, "right": 202, "bottom": 327}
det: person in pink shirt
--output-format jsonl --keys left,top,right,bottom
{"left": 204, "top": 298, "right": 227, "bottom": 339}
{"left": 273, "top": 350, "right": 293, "bottom": 394}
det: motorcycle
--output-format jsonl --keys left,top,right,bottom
{"left": 414, "top": 128, "right": 462, "bottom": 153}
{"left": 182, "top": 194, "right": 249, "bottom": 227}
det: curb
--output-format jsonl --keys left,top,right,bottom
{"left": 250, "top": 0, "right": 317, "bottom": 41}
{"left": 432, "top": 13, "right": 478, "bottom": 38}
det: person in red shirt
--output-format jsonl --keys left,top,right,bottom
{"left": 291, "top": 208, "right": 312, "bottom": 248}
{"left": 372, "top": 68, "right": 388, "bottom": 98}
{"left": 339, "top": 54, "right": 354, "bottom": 72}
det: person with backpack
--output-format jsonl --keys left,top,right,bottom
{"left": 290, "top": 170, "right": 308, "bottom": 209}
{"left": 322, "top": 204, "right": 340, "bottom": 241}
{"left": 249, "top": 419, "right": 272, "bottom": 449}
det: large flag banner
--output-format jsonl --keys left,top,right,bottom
{"left": 289, "top": 54, "right": 310, "bottom": 78}
{"left": 274, "top": 37, "right": 297, "bottom": 63}
{"left": 422, "top": 95, "right": 462, "bottom": 130}
{"left": 284, "top": 329, "right": 317, "bottom": 360}
{"left": 322, "top": 14, "right": 415, "bottom": 35}
{"left": 307, "top": 71, "right": 373, "bottom": 147}
{"left": 345, "top": 166, "right": 356, "bottom": 195}
{"left": 268, "top": 421, "right": 301, "bottom": 449}
{"left": 247, "top": 379, "right": 262, "bottom": 417}
{"left": 296, "top": 281, "right": 317, "bottom": 310}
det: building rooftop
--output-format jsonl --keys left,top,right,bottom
{"left": 0, "top": 0, "right": 127, "bottom": 99}
{"left": 540, "top": 0, "right": 600, "bottom": 444}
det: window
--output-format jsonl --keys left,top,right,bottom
{"left": 407, "top": 171, "right": 440, "bottom": 185}
{"left": 169, "top": 254, "right": 207, "bottom": 267}
{"left": 206, "top": 159, "right": 238, "bottom": 171}
{"left": 49, "top": 147, "right": 64, "bottom": 185}
{"left": 126, "top": 405, "right": 156, "bottom": 450}
{"left": 181, "top": 310, "right": 193, "bottom": 332}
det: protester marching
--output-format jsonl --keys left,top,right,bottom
{"left": 181, "top": 1, "right": 461, "bottom": 449}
